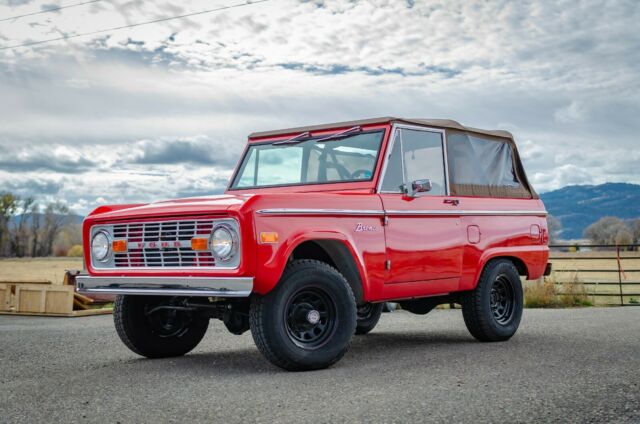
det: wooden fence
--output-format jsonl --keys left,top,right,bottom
{"left": 548, "top": 245, "right": 640, "bottom": 306}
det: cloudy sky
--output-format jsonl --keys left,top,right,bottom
{"left": 1, "top": 0, "right": 639, "bottom": 214}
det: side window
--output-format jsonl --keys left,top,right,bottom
{"left": 401, "top": 129, "right": 446, "bottom": 196}
{"left": 380, "top": 130, "right": 403, "bottom": 192}
{"left": 446, "top": 133, "right": 520, "bottom": 188}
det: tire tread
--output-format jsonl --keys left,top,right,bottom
{"left": 461, "top": 259, "right": 521, "bottom": 342}
{"left": 249, "top": 259, "right": 356, "bottom": 371}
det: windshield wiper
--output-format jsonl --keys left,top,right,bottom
{"left": 272, "top": 131, "right": 311, "bottom": 145}
{"left": 315, "top": 126, "right": 361, "bottom": 142}
{"left": 271, "top": 126, "right": 362, "bottom": 145}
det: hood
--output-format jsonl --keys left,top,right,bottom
{"left": 86, "top": 194, "right": 253, "bottom": 222}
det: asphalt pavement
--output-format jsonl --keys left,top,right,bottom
{"left": 1, "top": 307, "right": 639, "bottom": 423}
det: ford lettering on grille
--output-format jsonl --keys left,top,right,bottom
{"left": 112, "top": 220, "right": 216, "bottom": 268}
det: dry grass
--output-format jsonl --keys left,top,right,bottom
{"left": 524, "top": 278, "right": 557, "bottom": 308}
{"left": 0, "top": 257, "right": 83, "bottom": 285}
{"left": 524, "top": 273, "right": 592, "bottom": 308}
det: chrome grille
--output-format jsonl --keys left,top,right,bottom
{"left": 112, "top": 220, "right": 215, "bottom": 268}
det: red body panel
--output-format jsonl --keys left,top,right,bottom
{"left": 83, "top": 121, "right": 549, "bottom": 302}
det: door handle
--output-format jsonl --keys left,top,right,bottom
{"left": 444, "top": 199, "right": 460, "bottom": 206}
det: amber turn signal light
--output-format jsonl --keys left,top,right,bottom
{"left": 191, "top": 237, "right": 209, "bottom": 251}
{"left": 260, "top": 232, "right": 279, "bottom": 244}
{"left": 112, "top": 240, "right": 127, "bottom": 253}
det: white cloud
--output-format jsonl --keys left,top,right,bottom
{"left": 0, "top": 0, "right": 639, "bottom": 213}
{"left": 554, "top": 101, "right": 587, "bottom": 124}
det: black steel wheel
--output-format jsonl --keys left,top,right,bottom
{"left": 250, "top": 260, "right": 357, "bottom": 371}
{"left": 285, "top": 288, "right": 337, "bottom": 348}
{"left": 114, "top": 295, "right": 209, "bottom": 358}
{"left": 355, "top": 302, "right": 384, "bottom": 335}
{"left": 490, "top": 275, "right": 515, "bottom": 325}
{"left": 461, "top": 259, "right": 523, "bottom": 342}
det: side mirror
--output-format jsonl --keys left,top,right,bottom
{"left": 402, "top": 179, "right": 432, "bottom": 197}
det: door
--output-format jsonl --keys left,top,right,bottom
{"left": 378, "top": 126, "right": 463, "bottom": 296}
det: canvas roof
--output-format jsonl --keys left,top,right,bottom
{"left": 248, "top": 117, "right": 514, "bottom": 140}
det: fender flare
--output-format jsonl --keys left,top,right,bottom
{"left": 257, "top": 231, "right": 369, "bottom": 302}
{"left": 472, "top": 247, "right": 533, "bottom": 287}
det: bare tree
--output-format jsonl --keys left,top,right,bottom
{"left": 584, "top": 216, "right": 633, "bottom": 246}
{"left": 631, "top": 219, "right": 640, "bottom": 244}
{"left": 41, "top": 201, "right": 71, "bottom": 256}
{"left": 30, "top": 202, "right": 41, "bottom": 257}
{"left": 0, "top": 193, "right": 18, "bottom": 257}
{"left": 9, "top": 197, "right": 35, "bottom": 257}
{"left": 546, "top": 215, "right": 562, "bottom": 244}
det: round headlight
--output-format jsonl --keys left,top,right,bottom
{"left": 211, "top": 225, "right": 236, "bottom": 260}
{"left": 91, "top": 231, "right": 111, "bottom": 262}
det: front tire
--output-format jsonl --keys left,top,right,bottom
{"left": 355, "top": 303, "right": 384, "bottom": 335}
{"left": 114, "top": 295, "right": 209, "bottom": 358}
{"left": 249, "top": 260, "right": 357, "bottom": 371}
{"left": 461, "top": 259, "right": 523, "bottom": 342}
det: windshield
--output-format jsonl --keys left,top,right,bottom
{"left": 231, "top": 130, "right": 384, "bottom": 189}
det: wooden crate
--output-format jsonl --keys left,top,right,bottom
{"left": 0, "top": 281, "right": 112, "bottom": 317}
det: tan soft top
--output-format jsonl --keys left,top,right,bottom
{"left": 249, "top": 117, "right": 514, "bottom": 140}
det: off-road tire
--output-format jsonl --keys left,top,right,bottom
{"left": 249, "top": 260, "right": 357, "bottom": 371}
{"left": 461, "top": 259, "right": 523, "bottom": 342}
{"left": 355, "top": 302, "right": 384, "bottom": 335}
{"left": 114, "top": 295, "right": 209, "bottom": 358}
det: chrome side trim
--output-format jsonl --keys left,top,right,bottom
{"left": 257, "top": 208, "right": 385, "bottom": 216}
{"left": 256, "top": 208, "right": 548, "bottom": 217}
{"left": 76, "top": 276, "right": 253, "bottom": 297}
{"left": 385, "top": 209, "right": 548, "bottom": 216}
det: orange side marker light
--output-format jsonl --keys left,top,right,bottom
{"left": 260, "top": 232, "right": 279, "bottom": 244}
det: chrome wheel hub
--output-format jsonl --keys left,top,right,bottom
{"left": 306, "top": 310, "right": 320, "bottom": 325}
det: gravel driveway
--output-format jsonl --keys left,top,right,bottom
{"left": 1, "top": 307, "right": 639, "bottom": 423}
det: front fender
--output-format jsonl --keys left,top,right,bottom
{"left": 253, "top": 230, "right": 370, "bottom": 296}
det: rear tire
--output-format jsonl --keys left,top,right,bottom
{"left": 114, "top": 295, "right": 209, "bottom": 358}
{"left": 355, "top": 303, "right": 384, "bottom": 335}
{"left": 461, "top": 259, "right": 523, "bottom": 342}
{"left": 249, "top": 260, "right": 357, "bottom": 371}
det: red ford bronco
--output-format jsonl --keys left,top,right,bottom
{"left": 78, "top": 117, "right": 549, "bottom": 371}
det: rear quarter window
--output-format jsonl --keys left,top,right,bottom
{"left": 446, "top": 133, "right": 520, "bottom": 187}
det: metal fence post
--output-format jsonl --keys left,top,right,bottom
{"left": 617, "top": 245, "right": 624, "bottom": 306}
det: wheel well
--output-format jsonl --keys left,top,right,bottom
{"left": 290, "top": 240, "right": 364, "bottom": 304}
{"left": 489, "top": 256, "right": 528, "bottom": 277}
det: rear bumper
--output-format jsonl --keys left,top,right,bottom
{"left": 75, "top": 275, "right": 253, "bottom": 297}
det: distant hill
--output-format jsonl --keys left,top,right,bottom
{"left": 540, "top": 183, "right": 640, "bottom": 239}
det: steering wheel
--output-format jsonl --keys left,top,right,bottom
{"left": 350, "top": 169, "right": 371, "bottom": 180}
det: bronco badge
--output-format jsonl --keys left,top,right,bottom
{"left": 355, "top": 223, "right": 377, "bottom": 232}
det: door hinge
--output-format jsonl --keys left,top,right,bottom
{"left": 383, "top": 215, "right": 389, "bottom": 226}
{"left": 385, "top": 260, "right": 391, "bottom": 270}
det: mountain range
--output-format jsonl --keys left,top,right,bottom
{"left": 540, "top": 183, "right": 640, "bottom": 240}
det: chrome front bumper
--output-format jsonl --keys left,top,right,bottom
{"left": 76, "top": 275, "right": 253, "bottom": 297}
